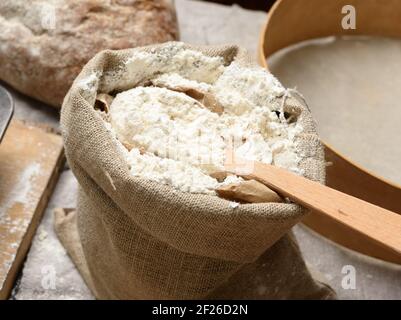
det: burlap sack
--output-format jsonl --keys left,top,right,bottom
{"left": 56, "top": 42, "right": 336, "bottom": 299}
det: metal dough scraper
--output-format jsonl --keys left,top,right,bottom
{"left": 0, "top": 85, "right": 13, "bottom": 143}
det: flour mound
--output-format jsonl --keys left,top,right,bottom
{"left": 107, "top": 43, "right": 303, "bottom": 194}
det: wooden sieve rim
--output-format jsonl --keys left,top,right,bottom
{"left": 258, "top": 0, "right": 401, "bottom": 264}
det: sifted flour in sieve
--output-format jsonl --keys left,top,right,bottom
{"left": 269, "top": 36, "right": 401, "bottom": 185}
{"left": 107, "top": 43, "right": 303, "bottom": 194}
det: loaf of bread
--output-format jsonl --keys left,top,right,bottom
{"left": 0, "top": 0, "right": 178, "bottom": 107}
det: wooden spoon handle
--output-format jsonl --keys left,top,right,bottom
{"left": 233, "top": 160, "right": 401, "bottom": 257}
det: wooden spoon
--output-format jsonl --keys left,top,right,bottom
{"left": 225, "top": 158, "right": 401, "bottom": 259}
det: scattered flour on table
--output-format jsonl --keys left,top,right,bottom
{"left": 0, "top": 162, "right": 41, "bottom": 216}
{"left": 0, "top": 162, "right": 42, "bottom": 286}
{"left": 99, "top": 43, "right": 303, "bottom": 194}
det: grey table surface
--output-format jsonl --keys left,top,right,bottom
{"left": 7, "top": 0, "right": 401, "bottom": 300}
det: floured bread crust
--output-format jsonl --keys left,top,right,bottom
{"left": 0, "top": 0, "right": 178, "bottom": 107}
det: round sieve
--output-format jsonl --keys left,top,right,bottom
{"left": 259, "top": 0, "right": 401, "bottom": 264}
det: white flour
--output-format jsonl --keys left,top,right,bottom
{"left": 0, "top": 162, "right": 41, "bottom": 288}
{"left": 0, "top": 162, "right": 41, "bottom": 216}
{"left": 106, "top": 44, "right": 303, "bottom": 194}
